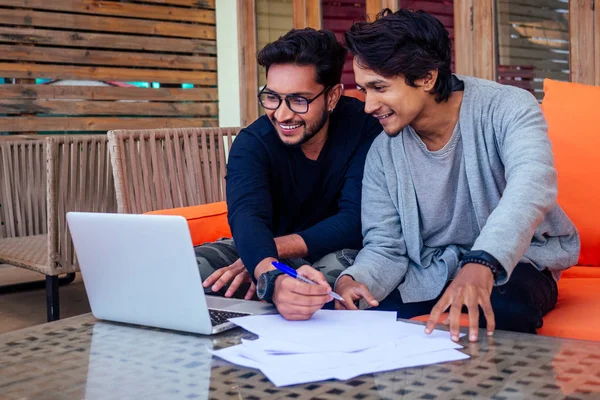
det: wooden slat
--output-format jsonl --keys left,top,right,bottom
{"left": 498, "top": 45, "right": 569, "bottom": 61}
{"left": 498, "top": 57, "right": 569, "bottom": 71}
{"left": 0, "top": 45, "right": 217, "bottom": 71}
{"left": 0, "top": 9, "right": 216, "bottom": 40}
{"left": 498, "top": 0, "right": 569, "bottom": 8}
{"left": 0, "top": 0, "right": 215, "bottom": 24}
{"left": 0, "top": 63, "right": 217, "bottom": 85}
{"left": 0, "top": 85, "right": 217, "bottom": 102}
{"left": 0, "top": 117, "right": 217, "bottom": 132}
{"left": 0, "top": 27, "right": 216, "bottom": 55}
{"left": 596, "top": 0, "right": 600, "bottom": 86}
{"left": 454, "top": 0, "right": 474, "bottom": 76}
{"left": 366, "top": 0, "right": 399, "bottom": 19}
{"left": 498, "top": 25, "right": 569, "bottom": 41}
{"left": 0, "top": 100, "right": 218, "bottom": 117}
{"left": 293, "top": 0, "right": 322, "bottom": 29}
{"left": 239, "top": 0, "right": 259, "bottom": 126}
{"left": 138, "top": 0, "right": 215, "bottom": 8}
{"left": 473, "top": 0, "right": 496, "bottom": 80}
{"left": 569, "top": 0, "right": 594, "bottom": 85}
{"left": 497, "top": 2, "right": 570, "bottom": 22}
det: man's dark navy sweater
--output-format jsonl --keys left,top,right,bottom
{"left": 225, "top": 96, "right": 381, "bottom": 277}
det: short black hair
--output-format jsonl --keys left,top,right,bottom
{"left": 257, "top": 28, "right": 348, "bottom": 88}
{"left": 345, "top": 8, "right": 453, "bottom": 102}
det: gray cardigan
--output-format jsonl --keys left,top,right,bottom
{"left": 340, "top": 76, "right": 580, "bottom": 304}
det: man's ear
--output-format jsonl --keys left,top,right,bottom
{"left": 326, "top": 84, "right": 343, "bottom": 112}
{"left": 422, "top": 70, "right": 439, "bottom": 92}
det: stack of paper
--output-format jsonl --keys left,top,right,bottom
{"left": 212, "top": 310, "right": 469, "bottom": 387}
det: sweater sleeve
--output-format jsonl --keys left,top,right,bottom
{"left": 226, "top": 133, "right": 277, "bottom": 278}
{"left": 336, "top": 140, "right": 410, "bottom": 301}
{"left": 471, "top": 88, "right": 557, "bottom": 284}
{"left": 297, "top": 117, "right": 381, "bottom": 260}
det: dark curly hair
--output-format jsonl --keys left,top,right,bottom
{"left": 345, "top": 8, "right": 453, "bottom": 102}
{"left": 257, "top": 28, "right": 348, "bottom": 88}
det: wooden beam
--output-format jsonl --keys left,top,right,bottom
{"left": 473, "top": 0, "right": 496, "bottom": 80}
{"left": 453, "top": 0, "right": 495, "bottom": 80}
{"left": 0, "top": 85, "right": 218, "bottom": 102}
{"left": 367, "top": 0, "right": 400, "bottom": 21}
{"left": 0, "top": 27, "right": 216, "bottom": 55}
{"left": 570, "top": 0, "right": 595, "bottom": 85}
{"left": 453, "top": 0, "right": 474, "bottom": 76}
{"left": 139, "top": 0, "right": 215, "bottom": 7}
{"left": 594, "top": 1, "right": 600, "bottom": 86}
{"left": 238, "top": 0, "right": 259, "bottom": 126}
{"left": 0, "top": 100, "right": 218, "bottom": 117}
{"left": 0, "top": 117, "right": 218, "bottom": 132}
{"left": 0, "top": 45, "right": 217, "bottom": 71}
{"left": 293, "top": 0, "right": 322, "bottom": 29}
{"left": 0, "top": 0, "right": 215, "bottom": 24}
{"left": 0, "top": 8, "right": 216, "bottom": 40}
{"left": 0, "top": 63, "right": 217, "bottom": 85}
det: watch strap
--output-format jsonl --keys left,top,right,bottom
{"left": 460, "top": 250, "right": 504, "bottom": 282}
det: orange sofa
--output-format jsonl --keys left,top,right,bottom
{"left": 153, "top": 79, "right": 599, "bottom": 341}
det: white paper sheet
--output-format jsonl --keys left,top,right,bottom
{"left": 229, "top": 310, "right": 400, "bottom": 352}
{"left": 264, "top": 348, "right": 469, "bottom": 387}
{"left": 213, "top": 343, "right": 469, "bottom": 387}
{"left": 215, "top": 310, "right": 471, "bottom": 387}
{"left": 210, "top": 346, "right": 261, "bottom": 369}
{"left": 242, "top": 333, "right": 462, "bottom": 375}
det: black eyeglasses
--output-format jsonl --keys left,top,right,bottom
{"left": 257, "top": 86, "right": 330, "bottom": 114}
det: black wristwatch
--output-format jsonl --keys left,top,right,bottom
{"left": 256, "top": 269, "right": 284, "bottom": 303}
{"left": 460, "top": 250, "right": 505, "bottom": 282}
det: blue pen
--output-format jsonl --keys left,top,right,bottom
{"left": 272, "top": 261, "right": 345, "bottom": 302}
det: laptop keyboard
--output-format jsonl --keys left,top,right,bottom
{"left": 209, "top": 309, "right": 250, "bottom": 326}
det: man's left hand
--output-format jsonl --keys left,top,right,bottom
{"left": 425, "top": 263, "right": 495, "bottom": 342}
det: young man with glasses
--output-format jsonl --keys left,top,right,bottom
{"left": 195, "top": 28, "right": 381, "bottom": 320}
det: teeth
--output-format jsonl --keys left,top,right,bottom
{"left": 280, "top": 123, "right": 301, "bottom": 129}
{"left": 378, "top": 113, "right": 392, "bottom": 120}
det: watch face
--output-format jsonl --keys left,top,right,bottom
{"left": 256, "top": 273, "right": 268, "bottom": 300}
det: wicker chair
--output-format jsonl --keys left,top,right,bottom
{"left": 0, "top": 135, "right": 117, "bottom": 321}
{"left": 107, "top": 127, "right": 241, "bottom": 214}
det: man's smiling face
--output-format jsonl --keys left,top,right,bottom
{"left": 263, "top": 64, "right": 330, "bottom": 147}
{"left": 353, "top": 58, "right": 430, "bottom": 137}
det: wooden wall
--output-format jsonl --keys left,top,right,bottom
{"left": 0, "top": 0, "right": 218, "bottom": 134}
{"left": 257, "top": 0, "right": 294, "bottom": 89}
{"left": 401, "top": 0, "right": 455, "bottom": 70}
{"left": 322, "top": 0, "right": 366, "bottom": 90}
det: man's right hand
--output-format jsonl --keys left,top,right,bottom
{"left": 334, "top": 275, "right": 379, "bottom": 310}
{"left": 202, "top": 258, "right": 255, "bottom": 300}
{"left": 272, "top": 265, "right": 332, "bottom": 320}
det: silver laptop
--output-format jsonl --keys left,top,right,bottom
{"left": 67, "top": 212, "right": 274, "bottom": 334}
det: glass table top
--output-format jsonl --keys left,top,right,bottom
{"left": 1, "top": 313, "right": 600, "bottom": 399}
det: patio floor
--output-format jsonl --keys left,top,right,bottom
{"left": 0, "top": 264, "right": 90, "bottom": 334}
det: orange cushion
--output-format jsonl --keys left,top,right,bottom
{"left": 538, "top": 276, "right": 600, "bottom": 341}
{"left": 560, "top": 265, "right": 600, "bottom": 279}
{"left": 144, "top": 201, "right": 231, "bottom": 246}
{"left": 542, "top": 79, "right": 600, "bottom": 266}
{"left": 410, "top": 267, "right": 600, "bottom": 341}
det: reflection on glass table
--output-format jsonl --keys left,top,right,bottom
{"left": 85, "top": 322, "right": 213, "bottom": 399}
{"left": 1, "top": 314, "right": 600, "bottom": 399}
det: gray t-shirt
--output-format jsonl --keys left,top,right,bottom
{"left": 404, "top": 122, "right": 479, "bottom": 248}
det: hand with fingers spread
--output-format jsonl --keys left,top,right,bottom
{"left": 334, "top": 275, "right": 379, "bottom": 310}
{"left": 425, "top": 263, "right": 495, "bottom": 342}
{"left": 272, "top": 265, "right": 333, "bottom": 320}
{"left": 202, "top": 258, "right": 256, "bottom": 300}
